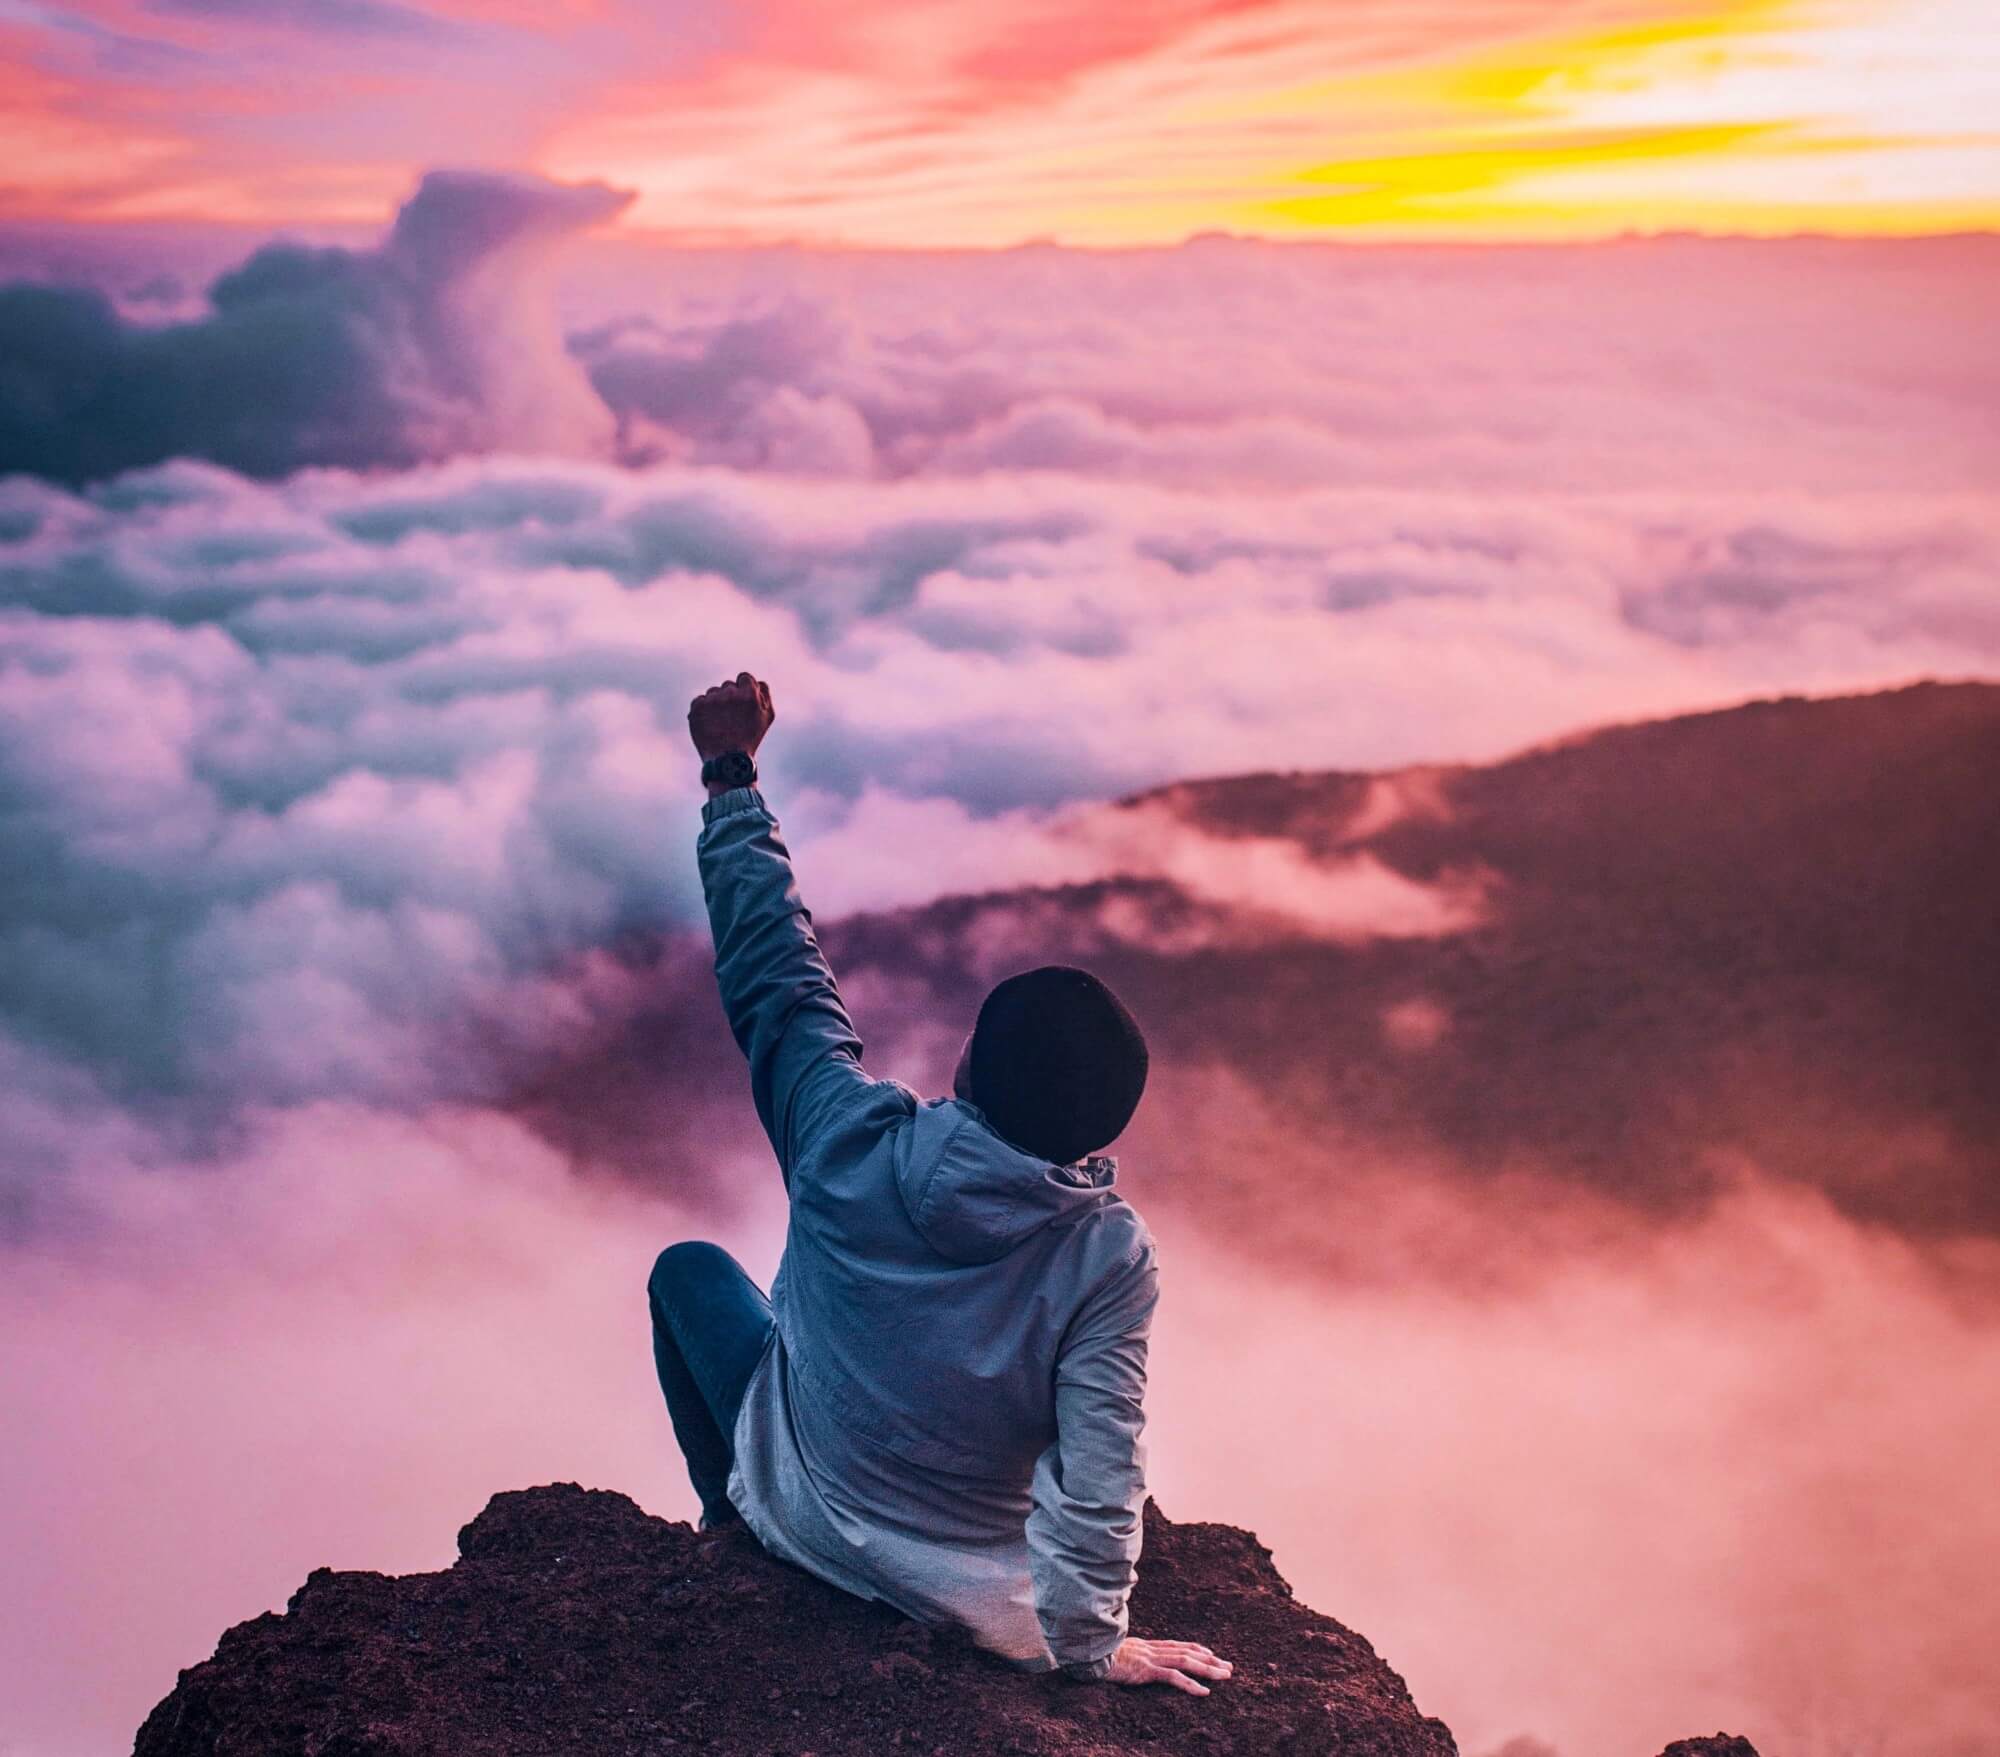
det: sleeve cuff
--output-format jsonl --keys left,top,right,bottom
{"left": 700, "top": 784, "right": 768, "bottom": 827}
{"left": 1060, "top": 1654, "right": 1117, "bottom": 1682}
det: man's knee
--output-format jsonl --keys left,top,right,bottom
{"left": 648, "top": 1239, "right": 730, "bottom": 1306}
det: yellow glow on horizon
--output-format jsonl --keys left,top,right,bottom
{"left": 1221, "top": 0, "right": 2000, "bottom": 239}
{"left": 1267, "top": 123, "right": 1790, "bottom": 227}
{"left": 544, "top": 0, "right": 2000, "bottom": 246}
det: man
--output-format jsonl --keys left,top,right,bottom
{"left": 646, "top": 671, "right": 1230, "bottom": 1696}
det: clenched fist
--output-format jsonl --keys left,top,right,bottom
{"left": 688, "top": 671, "right": 775, "bottom": 762}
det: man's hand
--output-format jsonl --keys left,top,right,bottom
{"left": 689, "top": 671, "right": 775, "bottom": 765}
{"left": 1103, "top": 1637, "right": 1233, "bottom": 1696}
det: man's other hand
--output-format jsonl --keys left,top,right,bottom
{"left": 689, "top": 671, "right": 775, "bottom": 761}
{"left": 1104, "top": 1637, "right": 1233, "bottom": 1696}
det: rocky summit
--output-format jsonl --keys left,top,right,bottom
{"left": 133, "top": 1484, "right": 1756, "bottom": 1757}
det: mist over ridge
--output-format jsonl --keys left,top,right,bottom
{"left": 510, "top": 679, "right": 2000, "bottom": 1254}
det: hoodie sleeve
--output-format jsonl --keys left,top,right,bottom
{"left": 696, "top": 784, "right": 871, "bottom": 1187}
{"left": 1026, "top": 1234, "right": 1160, "bottom": 1671}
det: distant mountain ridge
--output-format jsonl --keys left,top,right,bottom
{"left": 823, "top": 680, "right": 2000, "bottom": 1240}
{"left": 515, "top": 682, "right": 2000, "bottom": 1251}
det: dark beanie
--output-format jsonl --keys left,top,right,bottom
{"left": 969, "top": 965, "right": 1148, "bottom": 1165}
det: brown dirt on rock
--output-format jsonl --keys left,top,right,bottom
{"left": 132, "top": 1485, "right": 1760, "bottom": 1757}
{"left": 134, "top": 1484, "right": 1457, "bottom": 1756}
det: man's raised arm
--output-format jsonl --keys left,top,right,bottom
{"left": 689, "top": 671, "right": 870, "bottom": 1185}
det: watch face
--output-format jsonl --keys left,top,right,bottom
{"left": 714, "top": 750, "right": 756, "bottom": 785}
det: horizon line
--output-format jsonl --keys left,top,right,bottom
{"left": 3, "top": 213, "right": 1997, "bottom": 255}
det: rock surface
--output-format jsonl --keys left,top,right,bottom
{"left": 1657, "top": 1741, "right": 1761, "bottom": 1757}
{"left": 133, "top": 1485, "right": 1759, "bottom": 1757}
{"left": 133, "top": 1484, "right": 1457, "bottom": 1756}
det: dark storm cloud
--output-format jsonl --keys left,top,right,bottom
{"left": 0, "top": 171, "right": 628, "bottom": 485}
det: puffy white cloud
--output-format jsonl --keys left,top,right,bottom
{"left": 1, "top": 442, "right": 1993, "bottom": 1175}
{"left": 0, "top": 172, "right": 629, "bottom": 483}
{"left": 562, "top": 233, "right": 2000, "bottom": 496}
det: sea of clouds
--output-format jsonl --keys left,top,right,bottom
{"left": 2, "top": 174, "right": 1997, "bottom": 1757}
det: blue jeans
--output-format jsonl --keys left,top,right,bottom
{"left": 647, "top": 1241, "right": 776, "bottom": 1529}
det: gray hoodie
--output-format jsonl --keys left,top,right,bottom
{"left": 697, "top": 784, "right": 1158, "bottom": 1672}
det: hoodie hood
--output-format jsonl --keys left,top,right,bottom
{"left": 893, "top": 1097, "right": 1119, "bottom": 1265}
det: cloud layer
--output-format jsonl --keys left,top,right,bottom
{"left": 563, "top": 232, "right": 2000, "bottom": 496}
{"left": 6, "top": 185, "right": 1996, "bottom": 497}
{"left": 4, "top": 196, "right": 1999, "bottom": 1757}
{"left": 3, "top": 451, "right": 1994, "bottom": 1213}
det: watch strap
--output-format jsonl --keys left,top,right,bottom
{"left": 701, "top": 749, "right": 758, "bottom": 788}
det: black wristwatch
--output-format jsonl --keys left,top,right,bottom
{"left": 701, "top": 749, "right": 758, "bottom": 790}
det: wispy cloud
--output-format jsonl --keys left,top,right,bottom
{"left": 145, "top": 0, "right": 464, "bottom": 41}
{"left": 2, "top": 0, "right": 1994, "bottom": 233}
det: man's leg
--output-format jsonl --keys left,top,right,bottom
{"left": 647, "top": 1241, "right": 776, "bottom": 1529}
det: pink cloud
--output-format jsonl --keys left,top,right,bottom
{"left": 6, "top": 1093, "right": 1996, "bottom": 1756}
{"left": 2, "top": 444, "right": 1993, "bottom": 1149}
{"left": 1149, "top": 1164, "right": 2000, "bottom": 1757}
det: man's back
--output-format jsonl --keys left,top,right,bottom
{"left": 778, "top": 1081, "right": 1153, "bottom": 1477}
{"left": 697, "top": 780, "right": 1158, "bottom": 1669}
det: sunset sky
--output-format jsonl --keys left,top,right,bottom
{"left": 5, "top": 5, "right": 1999, "bottom": 1757}
{"left": 5, "top": 0, "right": 1997, "bottom": 241}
